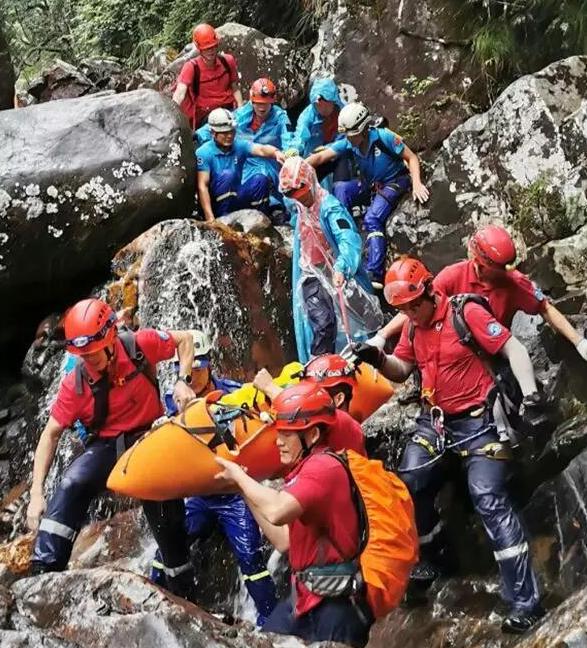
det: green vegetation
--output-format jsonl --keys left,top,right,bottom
{"left": 509, "top": 173, "right": 579, "bottom": 244}
{"left": 1, "top": 0, "right": 313, "bottom": 73}
{"left": 443, "top": 0, "right": 587, "bottom": 96}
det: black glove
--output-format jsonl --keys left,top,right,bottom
{"left": 519, "top": 392, "right": 544, "bottom": 416}
{"left": 350, "top": 342, "right": 385, "bottom": 369}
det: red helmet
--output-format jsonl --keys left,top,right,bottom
{"left": 64, "top": 298, "right": 117, "bottom": 355}
{"left": 250, "top": 78, "right": 277, "bottom": 104}
{"left": 303, "top": 354, "right": 356, "bottom": 389}
{"left": 192, "top": 24, "right": 219, "bottom": 51}
{"left": 270, "top": 382, "right": 336, "bottom": 432}
{"left": 383, "top": 257, "right": 433, "bottom": 306}
{"left": 469, "top": 225, "right": 517, "bottom": 269}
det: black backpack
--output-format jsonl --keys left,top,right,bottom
{"left": 191, "top": 54, "right": 231, "bottom": 96}
{"left": 73, "top": 330, "right": 159, "bottom": 439}
{"left": 408, "top": 293, "right": 523, "bottom": 414}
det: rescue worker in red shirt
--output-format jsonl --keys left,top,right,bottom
{"left": 253, "top": 355, "right": 366, "bottom": 454}
{"left": 173, "top": 24, "right": 243, "bottom": 130}
{"left": 213, "top": 382, "right": 373, "bottom": 647}
{"left": 352, "top": 258, "right": 545, "bottom": 634}
{"left": 26, "top": 298, "right": 198, "bottom": 600}
{"left": 369, "top": 225, "right": 587, "bottom": 359}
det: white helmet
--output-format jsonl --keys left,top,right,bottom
{"left": 208, "top": 108, "right": 236, "bottom": 133}
{"left": 338, "top": 102, "right": 370, "bottom": 136}
{"left": 173, "top": 330, "right": 212, "bottom": 364}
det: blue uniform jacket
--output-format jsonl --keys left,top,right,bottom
{"left": 329, "top": 127, "right": 407, "bottom": 185}
{"left": 291, "top": 193, "right": 372, "bottom": 362}
{"left": 290, "top": 78, "right": 345, "bottom": 157}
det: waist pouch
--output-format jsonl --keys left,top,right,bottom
{"left": 296, "top": 560, "right": 359, "bottom": 597}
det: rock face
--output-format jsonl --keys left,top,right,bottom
{"left": 389, "top": 56, "right": 587, "bottom": 283}
{"left": 0, "top": 89, "right": 195, "bottom": 356}
{"left": 311, "top": 0, "right": 476, "bottom": 150}
{"left": 158, "top": 23, "right": 311, "bottom": 110}
{"left": 5, "top": 568, "right": 279, "bottom": 648}
{"left": 23, "top": 58, "right": 159, "bottom": 104}
{"left": 0, "top": 25, "right": 15, "bottom": 111}
{"left": 110, "top": 218, "right": 296, "bottom": 381}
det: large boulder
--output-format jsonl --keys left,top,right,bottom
{"left": 109, "top": 218, "right": 296, "bottom": 381}
{"left": 7, "top": 568, "right": 279, "bottom": 647}
{"left": 388, "top": 56, "right": 587, "bottom": 280}
{"left": 158, "top": 23, "right": 311, "bottom": 110}
{"left": 311, "top": 0, "right": 476, "bottom": 150}
{"left": 0, "top": 25, "right": 15, "bottom": 110}
{"left": 0, "top": 89, "right": 195, "bottom": 357}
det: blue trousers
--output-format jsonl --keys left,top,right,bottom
{"left": 334, "top": 175, "right": 411, "bottom": 280}
{"left": 301, "top": 276, "right": 336, "bottom": 356}
{"left": 152, "top": 493, "right": 277, "bottom": 625}
{"left": 399, "top": 411, "right": 540, "bottom": 612}
{"left": 33, "top": 437, "right": 192, "bottom": 589}
{"left": 211, "top": 172, "right": 272, "bottom": 217}
{"left": 263, "top": 596, "right": 373, "bottom": 648}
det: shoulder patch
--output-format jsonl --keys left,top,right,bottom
{"left": 336, "top": 218, "right": 351, "bottom": 229}
{"left": 157, "top": 330, "right": 170, "bottom": 340}
{"left": 196, "top": 156, "right": 204, "bottom": 166}
{"left": 533, "top": 285, "right": 545, "bottom": 301}
{"left": 487, "top": 322, "right": 503, "bottom": 337}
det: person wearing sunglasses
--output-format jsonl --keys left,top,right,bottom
{"left": 195, "top": 78, "right": 294, "bottom": 223}
{"left": 279, "top": 156, "right": 382, "bottom": 363}
{"left": 196, "top": 107, "right": 287, "bottom": 222}
{"left": 149, "top": 329, "right": 278, "bottom": 626}
{"left": 26, "top": 298, "right": 199, "bottom": 601}
{"left": 352, "top": 257, "right": 545, "bottom": 634}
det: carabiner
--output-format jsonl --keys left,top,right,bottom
{"left": 429, "top": 405, "right": 445, "bottom": 454}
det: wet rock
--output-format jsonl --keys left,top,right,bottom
{"left": 389, "top": 56, "right": 587, "bottom": 281}
{"left": 217, "top": 210, "right": 274, "bottom": 238}
{"left": 0, "top": 25, "right": 15, "bottom": 111}
{"left": 111, "top": 219, "right": 296, "bottom": 382}
{"left": 0, "top": 89, "right": 195, "bottom": 354}
{"left": 311, "top": 0, "right": 476, "bottom": 150}
{"left": 523, "top": 446, "right": 587, "bottom": 596}
{"left": 516, "top": 585, "right": 587, "bottom": 647}
{"left": 9, "top": 567, "right": 276, "bottom": 648}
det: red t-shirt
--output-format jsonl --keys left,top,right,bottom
{"left": 299, "top": 216, "right": 330, "bottom": 268}
{"left": 250, "top": 113, "right": 263, "bottom": 133}
{"left": 284, "top": 450, "right": 360, "bottom": 617}
{"left": 433, "top": 260, "right": 547, "bottom": 328}
{"left": 177, "top": 54, "right": 238, "bottom": 126}
{"left": 328, "top": 409, "right": 366, "bottom": 456}
{"left": 393, "top": 294, "right": 511, "bottom": 414}
{"left": 321, "top": 109, "right": 339, "bottom": 145}
{"left": 51, "top": 329, "right": 176, "bottom": 438}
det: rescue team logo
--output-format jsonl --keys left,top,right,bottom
{"left": 533, "top": 285, "right": 545, "bottom": 301}
{"left": 487, "top": 322, "right": 503, "bottom": 337}
{"left": 374, "top": 147, "right": 382, "bottom": 157}
{"left": 196, "top": 157, "right": 204, "bottom": 166}
{"left": 157, "top": 331, "right": 170, "bottom": 340}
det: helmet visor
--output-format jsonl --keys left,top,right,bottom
{"left": 65, "top": 313, "right": 116, "bottom": 349}
{"left": 383, "top": 280, "right": 425, "bottom": 305}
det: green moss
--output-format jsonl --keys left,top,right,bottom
{"left": 401, "top": 75, "right": 438, "bottom": 98}
{"left": 509, "top": 174, "right": 576, "bottom": 244}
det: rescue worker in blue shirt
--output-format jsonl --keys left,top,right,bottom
{"left": 196, "top": 107, "right": 286, "bottom": 222}
{"left": 307, "top": 102, "right": 430, "bottom": 290}
{"left": 288, "top": 77, "right": 350, "bottom": 186}
{"left": 196, "top": 78, "right": 294, "bottom": 221}
{"left": 152, "top": 330, "right": 278, "bottom": 626}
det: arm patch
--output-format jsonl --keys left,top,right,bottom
{"left": 336, "top": 218, "right": 351, "bottom": 230}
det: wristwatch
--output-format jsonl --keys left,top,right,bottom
{"left": 178, "top": 374, "right": 193, "bottom": 385}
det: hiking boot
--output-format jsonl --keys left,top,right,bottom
{"left": 501, "top": 606, "right": 545, "bottom": 634}
{"left": 167, "top": 570, "right": 198, "bottom": 604}
{"left": 29, "top": 561, "right": 61, "bottom": 576}
{"left": 403, "top": 561, "right": 440, "bottom": 607}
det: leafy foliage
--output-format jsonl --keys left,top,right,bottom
{"left": 2, "top": 0, "right": 312, "bottom": 73}
{"left": 444, "top": 0, "right": 587, "bottom": 95}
